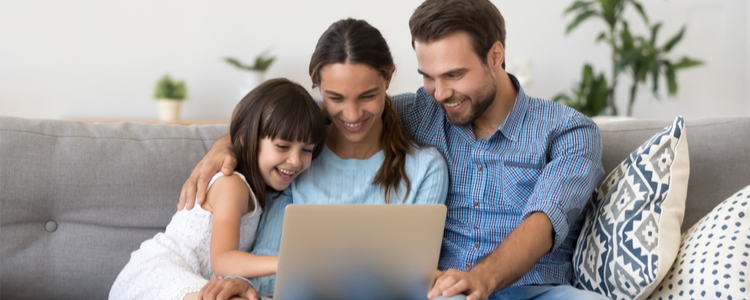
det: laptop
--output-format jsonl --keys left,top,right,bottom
{"left": 272, "top": 204, "right": 447, "bottom": 300}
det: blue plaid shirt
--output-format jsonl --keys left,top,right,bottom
{"left": 392, "top": 75, "right": 604, "bottom": 294}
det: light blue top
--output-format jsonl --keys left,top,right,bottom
{"left": 249, "top": 144, "right": 449, "bottom": 296}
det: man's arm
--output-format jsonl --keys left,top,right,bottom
{"left": 429, "top": 113, "right": 605, "bottom": 300}
{"left": 428, "top": 212, "right": 553, "bottom": 300}
{"left": 178, "top": 133, "right": 237, "bottom": 210}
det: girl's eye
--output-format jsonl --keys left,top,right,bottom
{"left": 303, "top": 148, "right": 314, "bottom": 153}
{"left": 360, "top": 95, "right": 375, "bottom": 100}
{"left": 276, "top": 145, "right": 289, "bottom": 150}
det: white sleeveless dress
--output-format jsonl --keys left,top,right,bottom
{"left": 109, "top": 172, "right": 262, "bottom": 300}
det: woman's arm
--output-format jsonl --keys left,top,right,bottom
{"left": 178, "top": 133, "right": 237, "bottom": 211}
{"left": 411, "top": 147, "right": 449, "bottom": 205}
{"left": 205, "top": 175, "right": 278, "bottom": 278}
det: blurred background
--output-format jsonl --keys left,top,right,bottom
{"left": 0, "top": 0, "right": 747, "bottom": 121}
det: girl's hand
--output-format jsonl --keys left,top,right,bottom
{"left": 178, "top": 134, "right": 236, "bottom": 211}
{"left": 198, "top": 277, "right": 259, "bottom": 300}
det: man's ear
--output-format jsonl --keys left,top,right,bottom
{"left": 486, "top": 41, "right": 505, "bottom": 70}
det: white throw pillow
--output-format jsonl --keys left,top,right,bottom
{"left": 647, "top": 185, "right": 750, "bottom": 300}
{"left": 573, "top": 116, "right": 690, "bottom": 300}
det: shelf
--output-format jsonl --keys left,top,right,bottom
{"left": 70, "top": 118, "right": 230, "bottom": 125}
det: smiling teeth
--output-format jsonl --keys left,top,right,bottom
{"left": 445, "top": 100, "right": 464, "bottom": 108}
{"left": 344, "top": 122, "right": 362, "bottom": 128}
{"left": 278, "top": 168, "right": 295, "bottom": 175}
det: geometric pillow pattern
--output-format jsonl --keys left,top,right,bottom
{"left": 573, "top": 116, "right": 690, "bottom": 300}
{"left": 647, "top": 185, "right": 750, "bottom": 300}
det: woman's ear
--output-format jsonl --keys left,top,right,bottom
{"left": 384, "top": 66, "right": 395, "bottom": 89}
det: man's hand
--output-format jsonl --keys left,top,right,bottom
{"left": 197, "top": 277, "right": 259, "bottom": 300}
{"left": 178, "top": 134, "right": 236, "bottom": 211}
{"left": 428, "top": 268, "right": 490, "bottom": 300}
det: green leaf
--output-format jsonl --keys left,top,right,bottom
{"left": 599, "top": 0, "right": 618, "bottom": 28}
{"left": 566, "top": 10, "right": 599, "bottom": 33}
{"left": 619, "top": 21, "right": 634, "bottom": 49}
{"left": 225, "top": 57, "right": 248, "bottom": 69}
{"left": 649, "top": 23, "right": 662, "bottom": 46}
{"left": 595, "top": 31, "right": 608, "bottom": 43}
{"left": 650, "top": 63, "right": 660, "bottom": 97}
{"left": 665, "top": 63, "right": 678, "bottom": 95}
{"left": 673, "top": 57, "right": 703, "bottom": 69}
{"left": 564, "top": 0, "right": 594, "bottom": 15}
{"left": 662, "top": 26, "right": 686, "bottom": 52}
{"left": 629, "top": 0, "right": 649, "bottom": 24}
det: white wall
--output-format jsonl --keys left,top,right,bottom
{"left": 1, "top": 0, "right": 747, "bottom": 120}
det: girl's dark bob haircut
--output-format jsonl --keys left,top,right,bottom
{"left": 230, "top": 78, "right": 326, "bottom": 209}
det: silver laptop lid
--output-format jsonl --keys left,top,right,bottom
{"left": 273, "top": 204, "right": 446, "bottom": 300}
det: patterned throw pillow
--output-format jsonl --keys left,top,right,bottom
{"left": 648, "top": 185, "right": 750, "bottom": 300}
{"left": 573, "top": 116, "right": 690, "bottom": 300}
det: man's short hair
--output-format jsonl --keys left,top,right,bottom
{"left": 409, "top": 0, "right": 507, "bottom": 69}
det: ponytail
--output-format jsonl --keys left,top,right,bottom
{"left": 372, "top": 95, "right": 412, "bottom": 203}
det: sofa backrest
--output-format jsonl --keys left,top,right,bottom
{"left": 598, "top": 117, "right": 750, "bottom": 232}
{"left": 2, "top": 116, "right": 748, "bottom": 298}
{"left": 0, "top": 117, "right": 227, "bottom": 299}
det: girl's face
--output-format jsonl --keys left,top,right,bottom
{"left": 319, "top": 63, "right": 391, "bottom": 146}
{"left": 257, "top": 137, "right": 315, "bottom": 191}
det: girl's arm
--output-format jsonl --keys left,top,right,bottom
{"left": 204, "top": 174, "right": 278, "bottom": 278}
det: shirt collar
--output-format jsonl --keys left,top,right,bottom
{"left": 495, "top": 74, "right": 528, "bottom": 142}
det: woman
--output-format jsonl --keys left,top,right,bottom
{"left": 180, "top": 19, "right": 448, "bottom": 299}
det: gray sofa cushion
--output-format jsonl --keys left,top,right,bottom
{"left": 598, "top": 117, "right": 750, "bottom": 232}
{"left": 0, "top": 117, "right": 227, "bottom": 299}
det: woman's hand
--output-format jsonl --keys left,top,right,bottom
{"left": 178, "top": 134, "right": 237, "bottom": 211}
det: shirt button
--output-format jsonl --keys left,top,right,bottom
{"left": 473, "top": 226, "right": 479, "bottom": 230}
{"left": 474, "top": 243, "right": 480, "bottom": 249}
{"left": 465, "top": 263, "right": 471, "bottom": 270}
{"left": 477, "top": 165, "right": 483, "bottom": 172}
{"left": 473, "top": 201, "right": 479, "bottom": 207}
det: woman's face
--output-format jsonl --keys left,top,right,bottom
{"left": 319, "top": 63, "right": 391, "bottom": 146}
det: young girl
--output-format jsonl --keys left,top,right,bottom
{"left": 109, "top": 78, "right": 326, "bottom": 300}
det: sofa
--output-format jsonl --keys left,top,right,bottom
{"left": 1, "top": 116, "right": 749, "bottom": 299}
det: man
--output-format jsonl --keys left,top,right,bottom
{"left": 179, "top": 1, "right": 606, "bottom": 299}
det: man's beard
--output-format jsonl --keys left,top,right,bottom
{"left": 441, "top": 74, "right": 497, "bottom": 126}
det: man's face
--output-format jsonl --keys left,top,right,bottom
{"left": 415, "top": 31, "right": 497, "bottom": 126}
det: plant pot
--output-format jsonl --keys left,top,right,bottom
{"left": 238, "top": 71, "right": 265, "bottom": 101}
{"left": 156, "top": 99, "right": 182, "bottom": 122}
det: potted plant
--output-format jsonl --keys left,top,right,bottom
{"left": 153, "top": 74, "right": 187, "bottom": 122}
{"left": 561, "top": 0, "right": 702, "bottom": 116}
{"left": 225, "top": 51, "right": 275, "bottom": 100}
{"left": 553, "top": 64, "right": 610, "bottom": 118}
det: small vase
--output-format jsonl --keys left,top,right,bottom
{"left": 238, "top": 71, "right": 265, "bottom": 101}
{"left": 156, "top": 99, "right": 182, "bottom": 122}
